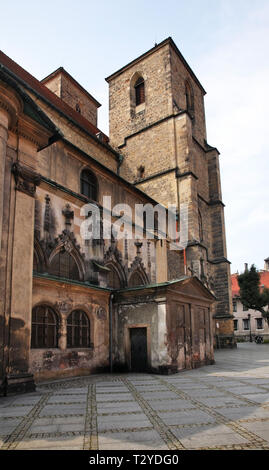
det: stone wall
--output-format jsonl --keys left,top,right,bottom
{"left": 30, "top": 277, "right": 110, "bottom": 381}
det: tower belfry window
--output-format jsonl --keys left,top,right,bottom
{"left": 134, "top": 77, "right": 145, "bottom": 106}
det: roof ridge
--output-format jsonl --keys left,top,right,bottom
{"left": 0, "top": 50, "right": 108, "bottom": 141}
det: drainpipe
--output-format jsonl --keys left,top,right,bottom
{"left": 109, "top": 292, "right": 114, "bottom": 373}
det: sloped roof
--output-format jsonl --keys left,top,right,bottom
{"left": 231, "top": 271, "right": 269, "bottom": 297}
{"left": 0, "top": 50, "right": 109, "bottom": 143}
{"left": 115, "top": 276, "right": 216, "bottom": 301}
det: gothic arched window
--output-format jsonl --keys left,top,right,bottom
{"left": 49, "top": 250, "right": 80, "bottom": 280}
{"left": 67, "top": 310, "right": 91, "bottom": 348}
{"left": 185, "top": 80, "right": 194, "bottom": 117}
{"left": 107, "top": 266, "right": 122, "bottom": 289}
{"left": 129, "top": 271, "right": 145, "bottom": 287}
{"left": 80, "top": 169, "right": 98, "bottom": 201}
{"left": 134, "top": 77, "right": 145, "bottom": 106}
{"left": 31, "top": 305, "right": 58, "bottom": 349}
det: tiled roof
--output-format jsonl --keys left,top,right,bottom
{"left": 231, "top": 271, "right": 269, "bottom": 297}
{"left": 0, "top": 50, "right": 109, "bottom": 143}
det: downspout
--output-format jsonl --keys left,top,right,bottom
{"left": 109, "top": 292, "right": 114, "bottom": 373}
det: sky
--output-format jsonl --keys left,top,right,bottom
{"left": 1, "top": 0, "right": 269, "bottom": 274}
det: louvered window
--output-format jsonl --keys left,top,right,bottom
{"left": 135, "top": 77, "right": 145, "bottom": 106}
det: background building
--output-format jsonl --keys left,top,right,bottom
{"left": 231, "top": 261, "right": 269, "bottom": 341}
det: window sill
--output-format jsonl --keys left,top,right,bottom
{"left": 135, "top": 103, "right": 145, "bottom": 114}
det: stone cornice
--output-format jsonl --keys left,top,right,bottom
{"left": 0, "top": 82, "right": 22, "bottom": 129}
{"left": 12, "top": 161, "right": 41, "bottom": 197}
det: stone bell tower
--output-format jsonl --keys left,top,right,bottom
{"left": 106, "top": 37, "right": 235, "bottom": 347}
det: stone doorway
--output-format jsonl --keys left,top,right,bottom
{"left": 130, "top": 327, "right": 148, "bottom": 372}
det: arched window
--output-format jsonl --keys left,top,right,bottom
{"left": 67, "top": 310, "right": 90, "bottom": 348}
{"left": 49, "top": 250, "right": 80, "bottom": 280}
{"left": 80, "top": 169, "right": 98, "bottom": 201}
{"left": 129, "top": 271, "right": 145, "bottom": 287}
{"left": 31, "top": 305, "right": 58, "bottom": 348}
{"left": 134, "top": 77, "right": 145, "bottom": 106}
{"left": 185, "top": 81, "right": 194, "bottom": 117}
{"left": 107, "top": 266, "right": 122, "bottom": 289}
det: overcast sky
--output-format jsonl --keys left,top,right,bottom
{"left": 1, "top": 0, "right": 268, "bottom": 274}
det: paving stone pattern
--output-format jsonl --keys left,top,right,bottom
{"left": 1, "top": 344, "right": 269, "bottom": 450}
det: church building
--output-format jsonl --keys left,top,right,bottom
{"left": 0, "top": 38, "right": 234, "bottom": 395}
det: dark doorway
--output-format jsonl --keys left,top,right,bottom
{"left": 130, "top": 328, "right": 148, "bottom": 372}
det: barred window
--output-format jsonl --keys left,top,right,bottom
{"left": 80, "top": 169, "right": 98, "bottom": 201}
{"left": 134, "top": 77, "right": 145, "bottom": 106}
{"left": 256, "top": 318, "right": 263, "bottom": 329}
{"left": 67, "top": 310, "right": 90, "bottom": 348}
{"left": 31, "top": 305, "right": 58, "bottom": 348}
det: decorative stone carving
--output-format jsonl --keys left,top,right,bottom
{"left": 55, "top": 301, "right": 72, "bottom": 314}
{"left": 96, "top": 307, "right": 107, "bottom": 321}
{"left": 62, "top": 203, "right": 74, "bottom": 231}
{"left": 12, "top": 162, "right": 41, "bottom": 197}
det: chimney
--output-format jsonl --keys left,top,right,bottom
{"left": 264, "top": 258, "right": 269, "bottom": 271}
{"left": 244, "top": 263, "right": 248, "bottom": 272}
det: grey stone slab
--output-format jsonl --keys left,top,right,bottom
{"left": 172, "top": 383, "right": 211, "bottom": 390}
{"left": 47, "top": 395, "right": 86, "bottom": 404}
{"left": 148, "top": 399, "right": 195, "bottom": 411}
{"left": 98, "top": 429, "right": 168, "bottom": 450}
{"left": 96, "top": 388, "right": 129, "bottom": 394}
{"left": 16, "top": 435, "right": 84, "bottom": 450}
{"left": 216, "top": 406, "right": 269, "bottom": 421}
{"left": 98, "top": 413, "right": 151, "bottom": 432}
{"left": 134, "top": 385, "right": 168, "bottom": 391}
{"left": 238, "top": 379, "right": 269, "bottom": 385}
{"left": 8, "top": 395, "right": 42, "bottom": 406}
{"left": 138, "top": 391, "right": 179, "bottom": 400}
{"left": 196, "top": 396, "right": 246, "bottom": 407}
{"left": 96, "top": 393, "right": 133, "bottom": 402}
{"left": 0, "top": 398, "right": 18, "bottom": 408}
{"left": 39, "top": 404, "right": 86, "bottom": 416}
{"left": 222, "top": 386, "right": 268, "bottom": 395}
{"left": 28, "top": 424, "right": 59, "bottom": 434}
{"left": 242, "top": 393, "right": 269, "bottom": 403}
{"left": 53, "top": 388, "right": 87, "bottom": 394}
{"left": 183, "top": 389, "right": 227, "bottom": 398}
{"left": 158, "top": 409, "right": 216, "bottom": 426}
{"left": 57, "top": 423, "right": 85, "bottom": 433}
{"left": 0, "top": 407, "right": 33, "bottom": 417}
{"left": 239, "top": 421, "right": 269, "bottom": 442}
{"left": 172, "top": 424, "right": 249, "bottom": 448}
{"left": 97, "top": 402, "right": 142, "bottom": 413}
{"left": 0, "top": 418, "right": 22, "bottom": 435}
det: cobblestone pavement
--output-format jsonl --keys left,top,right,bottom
{"left": 1, "top": 343, "right": 269, "bottom": 450}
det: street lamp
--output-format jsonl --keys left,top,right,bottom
{"left": 248, "top": 313, "right": 252, "bottom": 342}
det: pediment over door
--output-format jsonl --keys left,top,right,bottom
{"left": 166, "top": 277, "right": 216, "bottom": 304}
